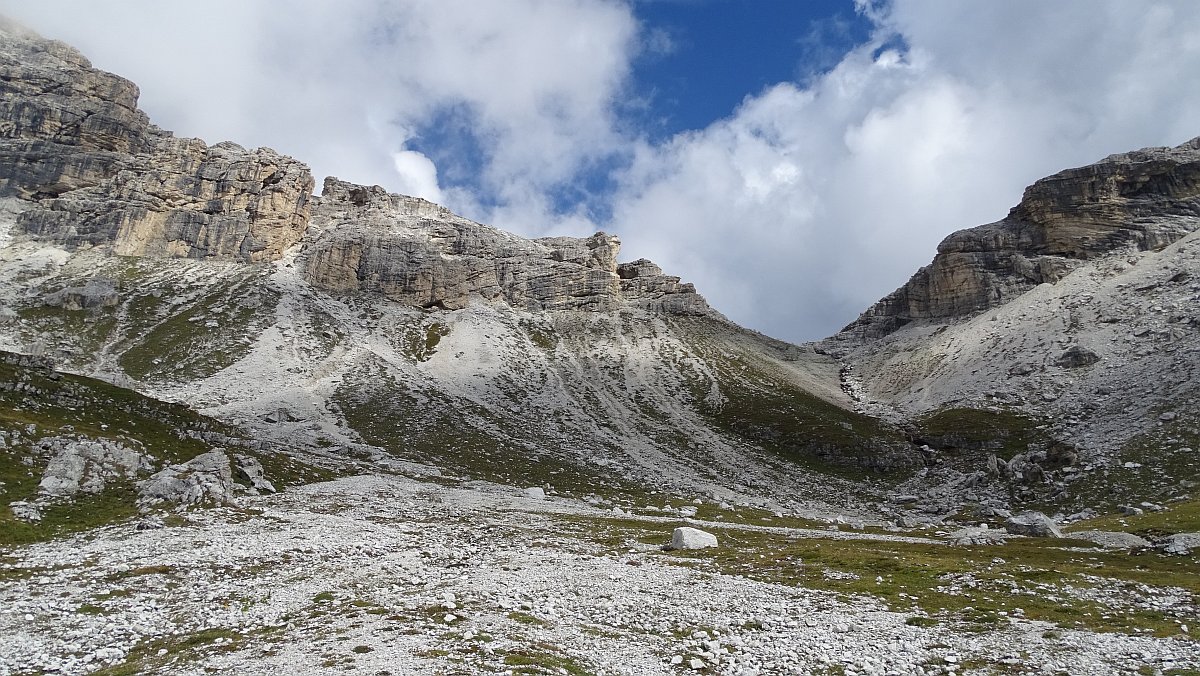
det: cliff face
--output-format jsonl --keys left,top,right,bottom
{"left": 0, "top": 18, "right": 314, "bottom": 263}
{"left": 301, "top": 179, "right": 713, "bottom": 315}
{"left": 843, "top": 137, "right": 1200, "bottom": 338}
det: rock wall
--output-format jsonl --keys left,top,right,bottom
{"left": 0, "top": 19, "right": 313, "bottom": 263}
{"left": 303, "top": 179, "right": 713, "bottom": 315}
{"left": 844, "top": 137, "right": 1200, "bottom": 339}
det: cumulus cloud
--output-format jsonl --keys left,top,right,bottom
{"left": 2, "top": 0, "right": 1198, "bottom": 341}
{"left": 391, "top": 150, "right": 443, "bottom": 203}
{"left": 0, "top": 0, "right": 638, "bottom": 230}
{"left": 610, "top": 0, "right": 1200, "bottom": 340}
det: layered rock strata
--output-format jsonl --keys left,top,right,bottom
{"left": 843, "top": 137, "right": 1200, "bottom": 338}
{"left": 0, "top": 18, "right": 313, "bottom": 262}
{"left": 302, "top": 179, "right": 713, "bottom": 315}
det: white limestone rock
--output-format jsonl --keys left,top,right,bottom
{"left": 138, "top": 450, "right": 235, "bottom": 507}
{"left": 1004, "top": 511, "right": 1063, "bottom": 538}
{"left": 37, "top": 437, "right": 146, "bottom": 497}
{"left": 670, "top": 526, "right": 718, "bottom": 550}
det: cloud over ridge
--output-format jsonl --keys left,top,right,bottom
{"left": 2, "top": 0, "right": 1198, "bottom": 340}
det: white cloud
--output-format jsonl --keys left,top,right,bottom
{"left": 610, "top": 0, "right": 1200, "bottom": 340}
{"left": 2, "top": 0, "right": 1198, "bottom": 341}
{"left": 391, "top": 150, "right": 443, "bottom": 203}
{"left": 0, "top": 0, "right": 638, "bottom": 232}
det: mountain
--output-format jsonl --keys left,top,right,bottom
{"left": 827, "top": 137, "right": 1200, "bottom": 513}
{"left": 1, "top": 19, "right": 1197, "bottom": 676}
{"left": 0, "top": 17, "right": 915, "bottom": 521}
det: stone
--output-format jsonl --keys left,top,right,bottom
{"left": 138, "top": 450, "right": 235, "bottom": 507}
{"left": 1003, "top": 511, "right": 1063, "bottom": 538}
{"left": 1071, "top": 530, "right": 1151, "bottom": 549}
{"left": 301, "top": 178, "right": 715, "bottom": 316}
{"left": 0, "top": 19, "right": 313, "bottom": 263}
{"left": 9, "top": 500, "right": 41, "bottom": 522}
{"left": 38, "top": 437, "right": 146, "bottom": 497}
{"left": 522, "top": 487, "right": 546, "bottom": 500}
{"left": 1119, "top": 505, "right": 1145, "bottom": 516}
{"left": 1055, "top": 345, "right": 1100, "bottom": 368}
{"left": 1161, "top": 533, "right": 1200, "bottom": 556}
{"left": 233, "top": 454, "right": 275, "bottom": 493}
{"left": 948, "top": 525, "right": 1006, "bottom": 546}
{"left": 670, "top": 526, "right": 718, "bottom": 550}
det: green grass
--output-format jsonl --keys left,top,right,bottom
{"left": 1062, "top": 420, "right": 1199, "bottom": 513}
{"left": 87, "top": 626, "right": 254, "bottom": 676}
{"left": 1068, "top": 498, "right": 1200, "bottom": 539}
{"left": 912, "top": 408, "right": 1053, "bottom": 460}
{"left": 118, "top": 276, "right": 278, "bottom": 382}
{"left": 561, "top": 511, "right": 1199, "bottom": 639}
{"left": 502, "top": 645, "right": 594, "bottom": 675}
{"left": 331, "top": 361, "right": 646, "bottom": 497}
{"left": 673, "top": 319, "right": 916, "bottom": 478}
{"left": 0, "top": 353, "right": 336, "bottom": 545}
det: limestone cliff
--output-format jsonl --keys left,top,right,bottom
{"left": 0, "top": 18, "right": 313, "bottom": 262}
{"left": 843, "top": 137, "right": 1200, "bottom": 339}
{"left": 301, "top": 179, "right": 714, "bottom": 315}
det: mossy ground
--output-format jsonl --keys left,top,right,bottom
{"left": 560, "top": 512, "right": 1199, "bottom": 640}
{"left": 0, "top": 356, "right": 336, "bottom": 546}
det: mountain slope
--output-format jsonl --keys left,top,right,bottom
{"left": 0, "top": 19, "right": 914, "bottom": 518}
{"left": 829, "top": 137, "right": 1200, "bottom": 512}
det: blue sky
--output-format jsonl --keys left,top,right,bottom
{"left": 3, "top": 1, "right": 1199, "bottom": 341}
{"left": 629, "top": 0, "right": 871, "bottom": 138}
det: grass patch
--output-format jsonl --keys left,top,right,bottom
{"left": 502, "top": 645, "right": 593, "bottom": 675}
{"left": 563, "top": 511, "right": 1199, "bottom": 639}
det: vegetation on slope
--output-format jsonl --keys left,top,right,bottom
{"left": 0, "top": 352, "right": 333, "bottom": 545}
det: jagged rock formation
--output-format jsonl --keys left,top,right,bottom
{"left": 0, "top": 18, "right": 313, "bottom": 262}
{"left": 302, "top": 179, "right": 713, "bottom": 314}
{"left": 843, "top": 137, "right": 1200, "bottom": 339}
{"left": 37, "top": 437, "right": 146, "bottom": 497}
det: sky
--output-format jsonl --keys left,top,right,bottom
{"left": 2, "top": 0, "right": 1199, "bottom": 342}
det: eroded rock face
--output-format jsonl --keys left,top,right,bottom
{"left": 303, "top": 179, "right": 714, "bottom": 315}
{"left": 138, "top": 449, "right": 235, "bottom": 507}
{"left": 844, "top": 137, "right": 1200, "bottom": 338}
{"left": 37, "top": 437, "right": 147, "bottom": 497}
{"left": 0, "top": 19, "right": 314, "bottom": 263}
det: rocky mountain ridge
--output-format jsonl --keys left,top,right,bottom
{"left": 842, "top": 136, "right": 1200, "bottom": 339}
{"left": 0, "top": 19, "right": 1198, "bottom": 676}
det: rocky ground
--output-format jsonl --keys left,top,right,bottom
{"left": 2, "top": 473, "right": 1197, "bottom": 676}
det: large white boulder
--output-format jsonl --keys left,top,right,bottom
{"left": 670, "top": 526, "right": 718, "bottom": 550}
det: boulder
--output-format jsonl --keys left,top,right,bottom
{"left": 1055, "top": 345, "right": 1100, "bottom": 368}
{"left": 138, "top": 450, "right": 235, "bottom": 507}
{"left": 233, "top": 454, "right": 275, "bottom": 493}
{"left": 1004, "top": 511, "right": 1063, "bottom": 538}
{"left": 522, "top": 487, "right": 546, "bottom": 500}
{"left": 948, "top": 525, "right": 1006, "bottom": 546}
{"left": 669, "top": 526, "right": 718, "bottom": 550}
{"left": 38, "top": 437, "right": 146, "bottom": 497}
{"left": 1161, "top": 533, "right": 1200, "bottom": 556}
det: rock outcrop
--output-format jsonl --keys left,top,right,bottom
{"left": 302, "top": 178, "right": 713, "bottom": 315}
{"left": 0, "top": 19, "right": 313, "bottom": 263}
{"left": 37, "top": 437, "right": 147, "bottom": 497}
{"left": 843, "top": 137, "right": 1200, "bottom": 339}
{"left": 138, "top": 449, "right": 236, "bottom": 507}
